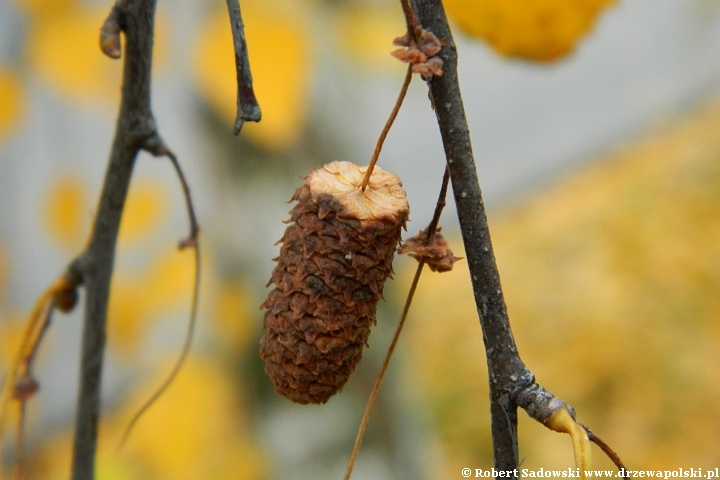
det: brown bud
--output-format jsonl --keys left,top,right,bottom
{"left": 398, "top": 227, "right": 462, "bottom": 272}
{"left": 99, "top": 12, "right": 122, "bottom": 59}
{"left": 13, "top": 374, "right": 39, "bottom": 401}
{"left": 54, "top": 281, "right": 78, "bottom": 313}
{"left": 260, "top": 161, "right": 409, "bottom": 404}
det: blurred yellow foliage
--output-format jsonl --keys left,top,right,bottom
{"left": 27, "top": 358, "right": 266, "bottom": 479}
{"left": 27, "top": 8, "right": 123, "bottom": 103}
{"left": 211, "top": 280, "right": 257, "bottom": 353}
{"left": 0, "top": 68, "right": 25, "bottom": 141}
{"left": 42, "top": 175, "right": 90, "bottom": 251}
{"left": 26, "top": 5, "right": 167, "bottom": 104}
{"left": 194, "top": 0, "right": 311, "bottom": 151}
{"left": 336, "top": 4, "right": 407, "bottom": 71}
{"left": 443, "top": 0, "right": 617, "bottom": 62}
{"left": 118, "top": 180, "right": 168, "bottom": 246}
{"left": 42, "top": 176, "right": 168, "bottom": 252}
{"left": 12, "top": 0, "right": 74, "bottom": 18}
{"left": 397, "top": 256, "right": 493, "bottom": 478}
{"left": 116, "top": 357, "right": 266, "bottom": 479}
{"left": 107, "top": 248, "right": 194, "bottom": 356}
{"left": 399, "top": 99, "right": 720, "bottom": 473}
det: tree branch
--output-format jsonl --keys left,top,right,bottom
{"left": 70, "top": 0, "right": 159, "bottom": 477}
{"left": 411, "top": 0, "right": 534, "bottom": 471}
{"left": 225, "top": 0, "right": 261, "bottom": 135}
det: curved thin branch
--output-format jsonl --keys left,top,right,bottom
{"left": 116, "top": 144, "right": 201, "bottom": 450}
{"left": 583, "top": 425, "right": 628, "bottom": 477}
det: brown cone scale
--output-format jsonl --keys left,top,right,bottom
{"left": 260, "top": 161, "right": 409, "bottom": 404}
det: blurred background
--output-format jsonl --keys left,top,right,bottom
{"left": 1, "top": 0, "right": 720, "bottom": 478}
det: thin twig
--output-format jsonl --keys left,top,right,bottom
{"left": 361, "top": 66, "right": 413, "bottom": 191}
{"left": 117, "top": 245, "right": 200, "bottom": 449}
{"left": 225, "top": 0, "right": 261, "bottom": 135}
{"left": 117, "top": 148, "right": 201, "bottom": 450}
{"left": 165, "top": 151, "right": 200, "bottom": 245}
{"left": 13, "top": 401, "right": 26, "bottom": 480}
{"left": 0, "top": 281, "right": 61, "bottom": 472}
{"left": 12, "top": 303, "right": 55, "bottom": 477}
{"left": 344, "top": 168, "right": 450, "bottom": 480}
{"left": 399, "top": 0, "right": 422, "bottom": 33}
{"left": 583, "top": 425, "right": 628, "bottom": 478}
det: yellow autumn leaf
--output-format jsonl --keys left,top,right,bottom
{"left": 444, "top": 0, "right": 617, "bottom": 62}
{"left": 194, "top": 0, "right": 311, "bottom": 151}
{"left": 0, "top": 68, "right": 25, "bottom": 140}
{"left": 42, "top": 175, "right": 90, "bottom": 251}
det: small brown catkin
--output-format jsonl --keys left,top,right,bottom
{"left": 260, "top": 161, "right": 409, "bottom": 404}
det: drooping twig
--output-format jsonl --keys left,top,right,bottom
{"left": 583, "top": 425, "right": 628, "bottom": 478}
{"left": 12, "top": 303, "right": 55, "bottom": 479}
{"left": 345, "top": 168, "right": 451, "bottom": 480}
{"left": 0, "top": 276, "right": 75, "bottom": 475}
{"left": 225, "top": 0, "right": 261, "bottom": 135}
{"left": 116, "top": 143, "right": 201, "bottom": 450}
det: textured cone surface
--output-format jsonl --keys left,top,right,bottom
{"left": 260, "top": 161, "right": 409, "bottom": 404}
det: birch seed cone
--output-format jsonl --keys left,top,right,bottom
{"left": 260, "top": 161, "right": 409, "bottom": 404}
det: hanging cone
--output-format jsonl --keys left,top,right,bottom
{"left": 260, "top": 161, "right": 409, "bottom": 404}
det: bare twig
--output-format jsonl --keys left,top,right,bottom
{"left": 400, "top": 0, "right": 422, "bottom": 33}
{"left": 70, "top": 1, "right": 161, "bottom": 477}
{"left": 117, "top": 144, "right": 201, "bottom": 450}
{"left": 0, "top": 277, "right": 72, "bottom": 476}
{"left": 11, "top": 304, "right": 54, "bottom": 479}
{"left": 361, "top": 66, "right": 413, "bottom": 191}
{"left": 99, "top": 5, "right": 122, "bottom": 59}
{"left": 225, "top": 0, "right": 261, "bottom": 135}
{"left": 345, "top": 168, "right": 451, "bottom": 480}
{"left": 116, "top": 244, "right": 199, "bottom": 449}
{"left": 411, "top": 0, "right": 625, "bottom": 473}
{"left": 411, "top": 0, "right": 531, "bottom": 470}
{"left": 583, "top": 425, "right": 628, "bottom": 478}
